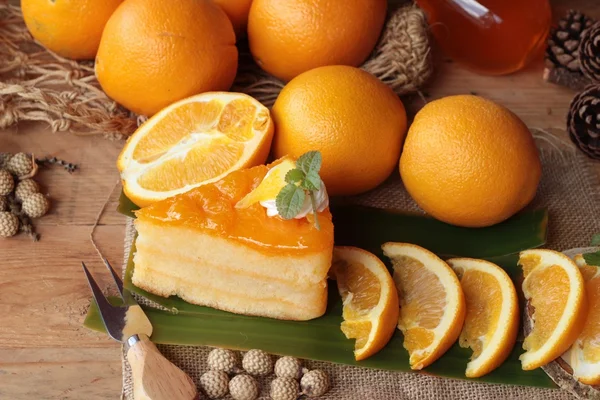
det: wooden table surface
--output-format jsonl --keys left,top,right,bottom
{"left": 2, "top": 2, "right": 600, "bottom": 398}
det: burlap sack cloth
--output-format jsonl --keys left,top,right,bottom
{"left": 120, "top": 138, "right": 600, "bottom": 400}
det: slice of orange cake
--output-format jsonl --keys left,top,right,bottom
{"left": 132, "top": 159, "right": 334, "bottom": 321}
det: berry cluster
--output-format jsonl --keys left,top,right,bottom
{"left": 200, "top": 348, "right": 330, "bottom": 400}
{"left": 0, "top": 152, "right": 50, "bottom": 240}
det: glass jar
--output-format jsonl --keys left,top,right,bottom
{"left": 416, "top": 0, "right": 552, "bottom": 75}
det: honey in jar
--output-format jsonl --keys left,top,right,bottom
{"left": 416, "top": 0, "right": 552, "bottom": 75}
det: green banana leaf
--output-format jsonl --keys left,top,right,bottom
{"left": 85, "top": 287, "right": 552, "bottom": 387}
{"left": 86, "top": 192, "right": 553, "bottom": 387}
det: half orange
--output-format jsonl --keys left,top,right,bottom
{"left": 117, "top": 92, "right": 274, "bottom": 206}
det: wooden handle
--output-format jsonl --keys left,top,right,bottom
{"left": 126, "top": 334, "right": 198, "bottom": 400}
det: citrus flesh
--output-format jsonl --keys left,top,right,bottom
{"left": 331, "top": 246, "right": 399, "bottom": 361}
{"left": 447, "top": 258, "right": 519, "bottom": 378}
{"left": 235, "top": 158, "right": 296, "bottom": 209}
{"left": 382, "top": 243, "right": 465, "bottom": 370}
{"left": 118, "top": 92, "right": 273, "bottom": 207}
{"left": 567, "top": 254, "right": 600, "bottom": 385}
{"left": 519, "top": 249, "right": 587, "bottom": 370}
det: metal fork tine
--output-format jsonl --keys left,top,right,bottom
{"left": 102, "top": 258, "right": 124, "bottom": 300}
{"left": 81, "top": 262, "right": 115, "bottom": 315}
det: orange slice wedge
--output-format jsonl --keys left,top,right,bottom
{"left": 382, "top": 242, "right": 465, "bottom": 370}
{"left": 567, "top": 254, "right": 600, "bottom": 385}
{"left": 330, "top": 246, "right": 399, "bottom": 361}
{"left": 519, "top": 249, "right": 587, "bottom": 370}
{"left": 117, "top": 92, "right": 274, "bottom": 206}
{"left": 235, "top": 157, "right": 295, "bottom": 209}
{"left": 447, "top": 258, "right": 519, "bottom": 378}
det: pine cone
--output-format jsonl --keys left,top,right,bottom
{"left": 567, "top": 85, "right": 600, "bottom": 159}
{"left": 546, "top": 10, "right": 594, "bottom": 72}
{"left": 544, "top": 10, "right": 595, "bottom": 90}
{"left": 579, "top": 21, "right": 600, "bottom": 82}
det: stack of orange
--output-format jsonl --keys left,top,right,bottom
{"left": 21, "top": 0, "right": 412, "bottom": 202}
{"left": 22, "top": 0, "right": 389, "bottom": 119}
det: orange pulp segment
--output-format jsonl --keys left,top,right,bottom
{"left": 235, "top": 157, "right": 296, "bottom": 209}
{"left": 382, "top": 242, "right": 466, "bottom": 370}
{"left": 518, "top": 249, "right": 587, "bottom": 370}
{"left": 330, "top": 246, "right": 399, "bottom": 361}
{"left": 447, "top": 258, "right": 519, "bottom": 377}
{"left": 567, "top": 254, "right": 600, "bottom": 385}
{"left": 118, "top": 92, "right": 274, "bottom": 207}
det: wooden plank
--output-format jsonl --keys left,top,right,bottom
{"left": 1, "top": 126, "right": 125, "bottom": 398}
{"left": 0, "top": 348, "right": 121, "bottom": 400}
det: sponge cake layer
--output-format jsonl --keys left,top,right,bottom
{"left": 132, "top": 219, "right": 331, "bottom": 320}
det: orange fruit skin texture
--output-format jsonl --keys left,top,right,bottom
{"left": 272, "top": 66, "right": 408, "bottom": 197}
{"left": 247, "top": 0, "right": 387, "bottom": 82}
{"left": 95, "top": 0, "right": 238, "bottom": 116}
{"left": 400, "top": 95, "right": 541, "bottom": 228}
{"left": 213, "top": 0, "right": 253, "bottom": 39}
{"left": 21, "top": 0, "right": 124, "bottom": 60}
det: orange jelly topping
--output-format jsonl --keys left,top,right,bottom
{"left": 135, "top": 163, "right": 334, "bottom": 254}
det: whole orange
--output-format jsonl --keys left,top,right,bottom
{"left": 248, "top": 0, "right": 387, "bottom": 82}
{"left": 272, "top": 66, "right": 407, "bottom": 196}
{"left": 400, "top": 95, "right": 541, "bottom": 228}
{"left": 21, "top": 0, "right": 123, "bottom": 60}
{"left": 95, "top": 0, "right": 238, "bottom": 116}
{"left": 213, "top": 0, "right": 253, "bottom": 39}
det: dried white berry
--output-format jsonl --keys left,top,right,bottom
{"left": 274, "top": 356, "right": 304, "bottom": 380}
{"left": 199, "top": 370, "right": 229, "bottom": 399}
{"left": 228, "top": 374, "right": 259, "bottom": 400}
{"left": 207, "top": 348, "right": 239, "bottom": 373}
{"left": 270, "top": 377, "right": 299, "bottom": 400}
{"left": 0, "top": 212, "right": 19, "bottom": 237}
{"left": 301, "top": 369, "right": 330, "bottom": 398}
{"left": 6, "top": 152, "right": 35, "bottom": 178}
{"left": 0, "top": 170, "right": 14, "bottom": 196}
{"left": 22, "top": 193, "right": 50, "bottom": 218}
{"left": 0, "top": 153, "right": 12, "bottom": 169}
{"left": 242, "top": 349, "right": 273, "bottom": 376}
{"left": 15, "top": 179, "right": 40, "bottom": 201}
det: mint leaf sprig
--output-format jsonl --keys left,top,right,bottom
{"left": 275, "top": 151, "right": 324, "bottom": 230}
{"left": 583, "top": 233, "right": 600, "bottom": 266}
